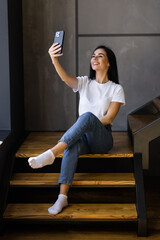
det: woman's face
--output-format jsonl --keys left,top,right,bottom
{"left": 91, "top": 48, "right": 110, "bottom": 72}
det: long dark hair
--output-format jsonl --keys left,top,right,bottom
{"left": 89, "top": 45, "right": 119, "bottom": 84}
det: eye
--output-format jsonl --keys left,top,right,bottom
{"left": 91, "top": 55, "right": 95, "bottom": 58}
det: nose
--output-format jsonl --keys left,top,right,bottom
{"left": 92, "top": 55, "right": 98, "bottom": 61}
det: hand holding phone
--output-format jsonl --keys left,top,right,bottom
{"left": 53, "top": 30, "right": 65, "bottom": 54}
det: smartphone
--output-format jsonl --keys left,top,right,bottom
{"left": 53, "top": 30, "right": 65, "bottom": 54}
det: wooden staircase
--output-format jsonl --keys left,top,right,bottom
{"left": 3, "top": 132, "right": 147, "bottom": 236}
{"left": 128, "top": 96, "right": 160, "bottom": 171}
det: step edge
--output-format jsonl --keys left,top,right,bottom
{"left": 3, "top": 203, "right": 138, "bottom": 220}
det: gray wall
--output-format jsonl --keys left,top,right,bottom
{"left": 23, "top": 0, "right": 76, "bottom": 131}
{"left": 78, "top": 0, "right": 160, "bottom": 130}
{"left": 0, "top": 0, "right": 11, "bottom": 130}
{"left": 23, "top": 0, "right": 160, "bottom": 131}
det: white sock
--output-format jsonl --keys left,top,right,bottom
{"left": 28, "top": 149, "right": 55, "bottom": 169}
{"left": 48, "top": 194, "right": 68, "bottom": 215}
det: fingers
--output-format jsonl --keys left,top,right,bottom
{"left": 49, "top": 42, "right": 60, "bottom": 52}
{"left": 48, "top": 43, "right": 63, "bottom": 58}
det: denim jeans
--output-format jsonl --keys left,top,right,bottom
{"left": 58, "top": 112, "right": 113, "bottom": 186}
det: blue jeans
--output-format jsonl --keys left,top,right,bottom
{"left": 58, "top": 112, "right": 113, "bottom": 186}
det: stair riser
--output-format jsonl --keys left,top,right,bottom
{"left": 8, "top": 187, "right": 136, "bottom": 203}
{"left": 14, "top": 158, "right": 134, "bottom": 173}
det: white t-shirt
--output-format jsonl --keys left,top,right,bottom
{"left": 73, "top": 76, "right": 125, "bottom": 118}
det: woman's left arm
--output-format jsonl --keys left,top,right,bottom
{"left": 99, "top": 102, "right": 122, "bottom": 126}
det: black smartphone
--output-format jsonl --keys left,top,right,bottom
{"left": 53, "top": 30, "right": 65, "bottom": 54}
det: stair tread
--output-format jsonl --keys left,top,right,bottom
{"left": 10, "top": 173, "right": 135, "bottom": 186}
{"left": 3, "top": 203, "right": 137, "bottom": 220}
{"left": 16, "top": 132, "right": 133, "bottom": 158}
{"left": 128, "top": 114, "right": 158, "bottom": 133}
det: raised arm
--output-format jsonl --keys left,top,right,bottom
{"left": 48, "top": 43, "right": 78, "bottom": 90}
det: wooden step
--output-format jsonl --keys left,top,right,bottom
{"left": 153, "top": 97, "right": 160, "bottom": 112}
{"left": 15, "top": 132, "right": 133, "bottom": 158}
{"left": 128, "top": 114, "right": 158, "bottom": 133}
{"left": 10, "top": 173, "right": 135, "bottom": 187}
{"left": 3, "top": 203, "right": 137, "bottom": 221}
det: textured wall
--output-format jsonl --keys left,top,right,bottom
{"left": 23, "top": 0, "right": 76, "bottom": 131}
{"left": 78, "top": 0, "right": 160, "bottom": 130}
{"left": 23, "top": 0, "right": 160, "bottom": 131}
{"left": 0, "top": 0, "right": 11, "bottom": 130}
{"left": 78, "top": 0, "right": 160, "bottom": 34}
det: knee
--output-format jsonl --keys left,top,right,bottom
{"left": 64, "top": 140, "right": 81, "bottom": 156}
{"left": 80, "top": 112, "right": 95, "bottom": 121}
{"left": 79, "top": 112, "right": 96, "bottom": 125}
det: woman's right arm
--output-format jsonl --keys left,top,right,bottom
{"left": 48, "top": 43, "right": 78, "bottom": 90}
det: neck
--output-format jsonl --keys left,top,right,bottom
{"left": 95, "top": 72, "right": 109, "bottom": 84}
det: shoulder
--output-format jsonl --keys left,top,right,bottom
{"left": 77, "top": 76, "right": 92, "bottom": 87}
{"left": 109, "top": 81, "right": 124, "bottom": 92}
{"left": 75, "top": 76, "right": 91, "bottom": 92}
{"left": 110, "top": 81, "right": 125, "bottom": 104}
{"left": 77, "top": 76, "right": 90, "bottom": 82}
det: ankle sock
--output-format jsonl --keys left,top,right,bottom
{"left": 48, "top": 194, "right": 68, "bottom": 215}
{"left": 28, "top": 149, "right": 55, "bottom": 169}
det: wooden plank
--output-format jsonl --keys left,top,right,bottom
{"left": 15, "top": 132, "right": 133, "bottom": 158}
{"left": 10, "top": 173, "right": 135, "bottom": 187}
{"left": 3, "top": 203, "right": 137, "bottom": 220}
{"left": 153, "top": 97, "right": 160, "bottom": 112}
{"left": 128, "top": 114, "right": 157, "bottom": 133}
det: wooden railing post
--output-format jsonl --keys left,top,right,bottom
{"left": 133, "top": 152, "right": 147, "bottom": 237}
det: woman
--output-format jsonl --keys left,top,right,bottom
{"left": 28, "top": 43, "right": 125, "bottom": 215}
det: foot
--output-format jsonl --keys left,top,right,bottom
{"left": 48, "top": 194, "right": 68, "bottom": 215}
{"left": 28, "top": 149, "right": 55, "bottom": 169}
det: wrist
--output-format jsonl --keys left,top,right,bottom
{"left": 52, "top": 57, "right": 59, "bottom": 65}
